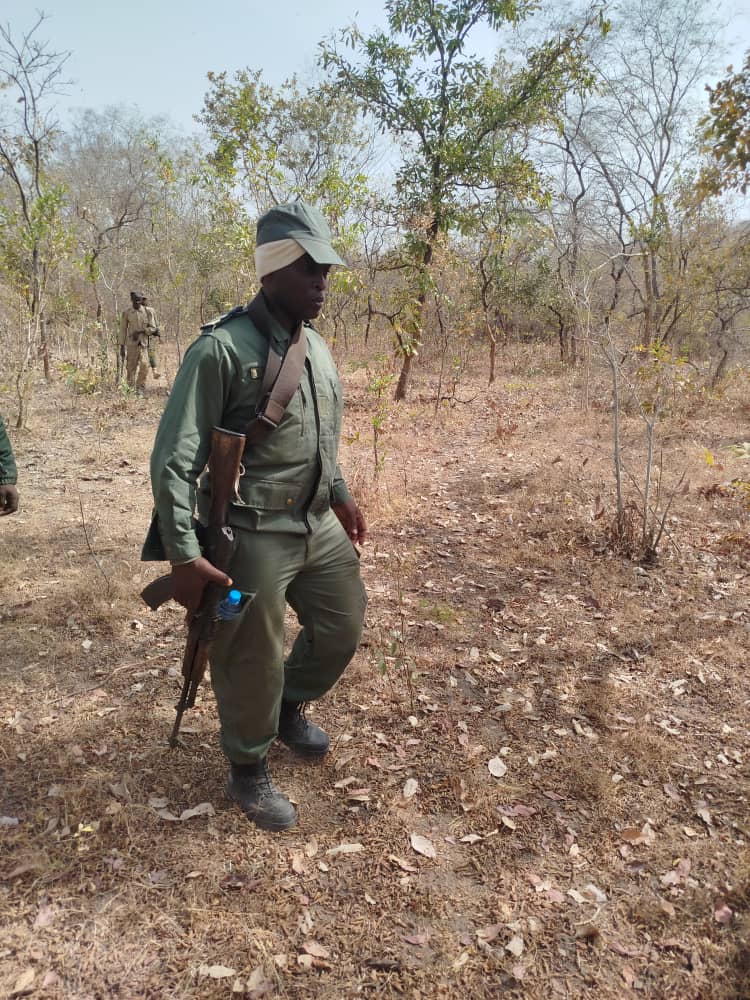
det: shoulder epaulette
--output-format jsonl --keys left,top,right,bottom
{"left": 200, "top": 304, "right": 248, "bottom": 333}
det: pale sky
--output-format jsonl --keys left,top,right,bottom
{"left": 2, "top": 0, "right": 749, "bottom": 135}
{"left": 1, "top": 0, "right": 493, "bottom": 133}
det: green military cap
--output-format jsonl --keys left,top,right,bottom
{"left": 256, "top": 201, "right": 346, "bottom": 267}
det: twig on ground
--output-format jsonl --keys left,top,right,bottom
{"left": 78, "top": 492, "right": 112, "bottom": 597}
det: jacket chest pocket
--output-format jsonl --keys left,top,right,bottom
{"left": 316, "top": 384, "right": 331, "bottom": 421}
{"left": 315, "top": 370, "right": 340, "bottom": 417}
{"left": 317, "top": 376, "right": 342, "bottom": 438}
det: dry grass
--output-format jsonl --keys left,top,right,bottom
{"left": 1, "top": 348, "right": 749, "bottom": 999}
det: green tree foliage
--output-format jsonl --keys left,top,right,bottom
{"left": 702, "top": 50, "right": 750, "bottom": 194}
{"left": 321, "top": 0, "right": 605, "bottom": 398}
{"left": 198, "top": 71, "right": 372, "bottom": 224}
{"left": 150, "top": 150, "right": 259, "bottom": 345}
{"left": 198, "top": 71, "right": 376, "bottom": 350}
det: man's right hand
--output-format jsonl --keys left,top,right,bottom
{"left": 0, "top": 484, "right": 19, "bottom": 515}
{"left": 171, "top": 557, "right": 232, "bottom": 615}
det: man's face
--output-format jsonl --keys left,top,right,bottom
{"left": 263, "top": 254, "right": 330, "bottom": 324}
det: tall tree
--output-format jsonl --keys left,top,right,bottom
{"left": 321, "top": 0, "right": 604, "bottom": 398}
{"left": 0, "top": 15, "right": 70, "bottom": 424}
{"left": 702, "top": 50, "right": 750, "bottom": 194}
{"left": 551, "top": 0, "right": 717, "bottom": 349}
{"left": 56, "top": 108, "right": 166, "bottom": 329}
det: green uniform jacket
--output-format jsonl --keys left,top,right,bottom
{"left": 142, "top": 295, "right": 352, "bottom": 565}
{"left": 0, "top": 416, "right": 18, "bottom": 486}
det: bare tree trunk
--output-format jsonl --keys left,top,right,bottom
{"left": 364, "top": 294, "right": 374, "bottom": 346}
{"left": 606, "top": 327, "right": 625, "bottom": 532}
{"left": 40, "top": 317, "right": 51, "bottom": 381}
{"left": 394, "top": 217, "right": 438, "bottom": 401}
{"left": 394, "top": 353, "right": 413, "bottom": 401}
{"left": 712, "top": 348, "right": 729, "bottom": 387}
{"left": 641, "top": 413, "right": 657, "bottom": 547}
{"left": 15, "top": 366, "right": 32, "bottom": 430}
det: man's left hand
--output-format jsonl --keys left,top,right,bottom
{"left": 333, "top": 499, "right": 367, "bottom": 546}
{"left": 0, "top": 484, "right": 19, "bottom": 515}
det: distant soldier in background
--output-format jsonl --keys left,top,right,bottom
{"left": 118, "top": 291, "right": 162, "bottom": 394}
{"left": 0, "top": 415, "right": 19, "bottom": 515}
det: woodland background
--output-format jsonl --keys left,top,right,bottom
{"left": 1, "top": 1, "right": 749, "bottom": 998}
{"left": 0, "top": 0, "right": 748, "bottom": 433}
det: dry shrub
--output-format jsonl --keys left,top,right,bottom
{"left": 623, "top": 889, "right": 682, "bottom": 934}
{"left": 715, "top": 530, "right": 750, "bottom": 559}
{"left": 614, "top": 726, "right": 675, "bottom": 784}
{"left": 558, "top": 756, "right": 614, "bottom": 807}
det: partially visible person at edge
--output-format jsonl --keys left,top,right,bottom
{"left": 118, "top": 291, "right": 162, "bottom": 394}
{"left": 0, "top": 414, "right": 19, "bottom": 515}
{"left": 142, "top": 201, "right": 367, "bottom": 831}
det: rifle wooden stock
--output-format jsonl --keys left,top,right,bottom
{"left": 141, "top": 426, "right": 246, "bottom": 747}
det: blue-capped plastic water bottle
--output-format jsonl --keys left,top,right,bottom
{"left": 217, "top": 588, "right": 243, "bottom": 621}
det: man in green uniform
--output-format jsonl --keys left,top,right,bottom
{"left": 0, "top": 415, "right": 19, "bottom": 515}
{"left": 118, "top": 291, "right": 161, "bottom": 393}
{"left": 143, "top": 202, "right": 367, "bottom": 831}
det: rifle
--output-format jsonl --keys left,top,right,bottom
{"left": 141, "top": 426, "right": 245, "bottom": 747}
{"left": 147, "top": 327, "right": 160, "bottom": 373}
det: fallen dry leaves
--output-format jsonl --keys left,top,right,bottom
{"left": 1, "top": 355, "right": 748, "bottom": 1000}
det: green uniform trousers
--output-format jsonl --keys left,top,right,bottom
{"left": 208, "top": 508, "right": 366, "bottom": 764}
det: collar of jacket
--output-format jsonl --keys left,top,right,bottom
{"left": 248, "top": 290, "right": 299, "bottom": 351}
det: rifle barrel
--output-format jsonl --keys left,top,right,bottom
{"left": 169, "top": 673, "right": 193, "bottom": 747}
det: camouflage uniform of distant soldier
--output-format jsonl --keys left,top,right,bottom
{"left": 118, "top": 291, "right": 161, "bottom": 393}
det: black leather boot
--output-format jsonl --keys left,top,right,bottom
{"left": 227, "top": 759, "right": 297, "bottom": 831}
{"left": 278, "top": 701, "right": 330, "bottom": 757}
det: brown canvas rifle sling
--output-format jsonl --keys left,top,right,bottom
{"left": 244, "top": 294, "right": 307, "bottom": 445}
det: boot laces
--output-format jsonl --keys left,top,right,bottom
{"left": 285, "top": 700, "right": 308, "bottom": 720}
{"left": 282, "top": 701, "right": 310, "bottom": 733}
{"left": 234, "top": 760, "right": 278, "bottom": 799}
{"left": 256, "top": 760, "right": 279, "bottom": 797}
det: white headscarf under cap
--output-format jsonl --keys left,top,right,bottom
{"left": 255, "top": 238, "right": 306, "bottom": 280}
